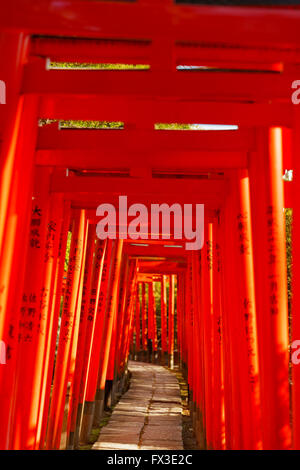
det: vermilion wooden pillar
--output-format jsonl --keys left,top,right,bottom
{"left": 222, "top": 189, "right": 243, "bottom": 450}
{"left": 67, "top": 226, "right": 96, "bottom": 448}
{"left": 191, "top": 251, "right": 205, "bottom": 449}
{"left": 120, "top": 260, "right": 138, "bottom": 371}
{"left": 218, "top": 210, "right": 230, "bottom": 449}
{"left": 106, "top": 276, "right": 121, "bottom": 406}
{"left": 93, "top": 240, "right": 123, "bottom": 423}
{"left": 83, "top": 237, "right": 110, "bottom": 411}
{"left": 0, "top": 95, "right": 39, "bottom": 449}
{"left": 186, "top": 259, "right": 194, "bottom": 394}
{"left": 65, "top": 217, "right": 89, "bottom": 448}
{"left": 161, "top": 276, "right": 168, "bottom": 363}
{"left": 105, "top": 304, "right": 118, "bottom": 405}
{"left": 215, "top": 216, "right": 227, "bottom": 449}
{"left": 11, "top": 167, "right": 52, "bottom": 450}
{"left": 46, "top": 209, "right": 86, "bottom": 449}
{"left": 135, "top": 283, "right": 141, "bottom": 355}
{"left": 141, "top": 282, "right": 147, "bottom": 352}
{"left": 190, "top": 255, "right": 197, "bottom": 431}
{"left": 232, "top": 170, "right": 262, "bottom": 449}
{"left": 148, "top": 282, "right": 154, "bottom": 347}
{"left": 194, "top": 218, "right": 223, "bottom": 451}
{"left": 147, "top": 280, "right": 157, "bottom": 361}
{"left": 38, "top": 201, "right": 71, "bottom": 449}
{"left": 178, "top": 274, "right": 186, "bottom": 369}
{"left": 103, "top": 240, "right": 124, "bottom": 401}
{"left": 292, "top": 108, "right": 300, "bottom": 449}
{"left": 199, "top": 250, "right": 208, "bottom": 448}
{"left": 59, "top": 212, "right": 88, "bottom": 450}
{"left": 282, "top": 128, "right": 293, "bottom": 208}
{"left": 186, "top": 254, "right": 196, "bottom": 438}
{"left": 176, "top": 275, "right": 181, "bottom": 364}
{"left": 178, "top": 273, "right": 186, "bottom": 367}
{"left": 79, "top": 238, "right": 107, "bottom": 444}
{"left": 168, "top": 275, "right": 175, "bottom": 369}
{"left": 0, "top": 32, "right": 30, "bottom": 248}
{"left": 152, "top": 283, "right": 158, "bottom": 352}
{"left": 202, "top": 222, "right": 214, "bottom": 449}
{"left": 249, "top": 128, "right": 291, "bottom": 449}
{"left": 92, "top": 240, "right": 113, "bottom": 427}
{"left": 127, "top": 297, "right": 137, "bottom": 360}
{"left": 35, "top": 193, "right": 65, "bottom": 450}
{"left": 211, "top": 223, "right": 224, "bottom": 450}
{"left": 119, "top": 260, "right": 135, "bottom": 370}
{"left": 127, "top": 279, "right": 139, "bottom": 362}
{"left": 115, "top": 256, "right": 130, "bottom": 376}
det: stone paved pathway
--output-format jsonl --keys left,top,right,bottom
{"left": 93, "top": 361, "right": 183, "bottom": 450}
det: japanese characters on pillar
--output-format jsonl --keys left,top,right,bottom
{"left": 38, "top": 201, "right": 71, "bottom": 450}
{"left": 46, "top": 209, "right": 86, "bottom": 450}
{"left": 0, "top": 93, "right": 40, "bottom": 450}
{"left": 67, "top": 226, "right": 96, "bottom": 447}
{"left": 250, "top": 128, "right": 291, "bottom": 450}
{"left": 12, "top": 167, "right": 52, "bottom": 450}
{"left": 233, "top": 170, "right": 262, "bottom": 450}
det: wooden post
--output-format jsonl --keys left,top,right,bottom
{"left": 168, "top": 275, "right": 175, "bottom": 369}
{"left": 292, "top": 107, "right": 300, "bottom": 449}
{"left": 249, "top": 128, "right": 291, "bottom": 449}
{"left": 46, "top": 209, "right": 86, "bottom": 449}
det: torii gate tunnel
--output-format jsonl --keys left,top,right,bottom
{"left": 0, "top": 0, "right": 300, "bottom": 451}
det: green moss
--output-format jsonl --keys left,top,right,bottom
{"left": 59, "top": 120, "right": 123, "bottom": 129}
{"left": 64, "top": 231, "right": 72, "bottom": 272}
{"left": 155, "top": 123, "right": 198, "bottom": 130}
{"left": 77, "top": 415, "right": 111, "bottom": 450}
{"left": 49, "top": 62, "right": 149, "bottom": 70}
{"left": 39, "top": 119, "right": 123, "bottom": 129}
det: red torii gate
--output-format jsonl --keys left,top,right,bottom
{"left": 0, "top": 0, "right": 298, "bottom": 451}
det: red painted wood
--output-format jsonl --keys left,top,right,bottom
{"left": 3, "top": 1, "right": 300, "bottom": 47}
{"left": 36, "top": 149, "right": 247, "bottom": 171}
{"left": 39, "top": 97, "right": 291, "bottom": 127}
{"left": 23, "top": 63, "right": 293, "bottom": 101}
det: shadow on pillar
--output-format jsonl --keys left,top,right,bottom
{"left": 60, "top": 383, "right": 71, "bottom": 450}
{"left": 93, "top": 388, "right": 105, "bottom": 428}
{"left": 80, "top": 400, "right": 95, "bottom": 444}
{"left": 188, "top": 387, "right": 207, "bottom": 450}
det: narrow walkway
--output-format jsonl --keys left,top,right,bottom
{"left": 93, "top": 361, "right": 183, "bottom": 450}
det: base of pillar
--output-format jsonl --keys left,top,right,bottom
{"left": 73, "top": 402, "right": 83, "bottom": 448}
{"left": 67, "top": 431, "right": 75, "bottom": 450}
{"left": 93, "top": 388, "right": 105, "bottom": 427}
{"left": 104, "top": 380, "right": 113, "bottom": 410}
{"left": 80, "top": 401, "right": 95, "bottom": 443}
{"left": 196, "top": 408, "right": 206, "bottom": 450}
{"left": 168, "top": 353, "right": 174, "bottom": 370}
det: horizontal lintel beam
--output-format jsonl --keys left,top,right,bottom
{"left": 2, "top": 2, "right": 300, "bottom": 47}
{"left": 23, "top": 64, "right": 293, "bottom": 101}
{"left": 37, "top": 128, "right": 254, "bottom": 152}
{"left": 125, "top": 244, "right": 187, "bottom": 258}
{"left": 50, "top": 174, "right": 226, "bottom": 196}
{"left": 36, "top": 149, "right": 247, "bottom": 170}
{"left": 39, "top": 97, "right": 292, "bottom": 127}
